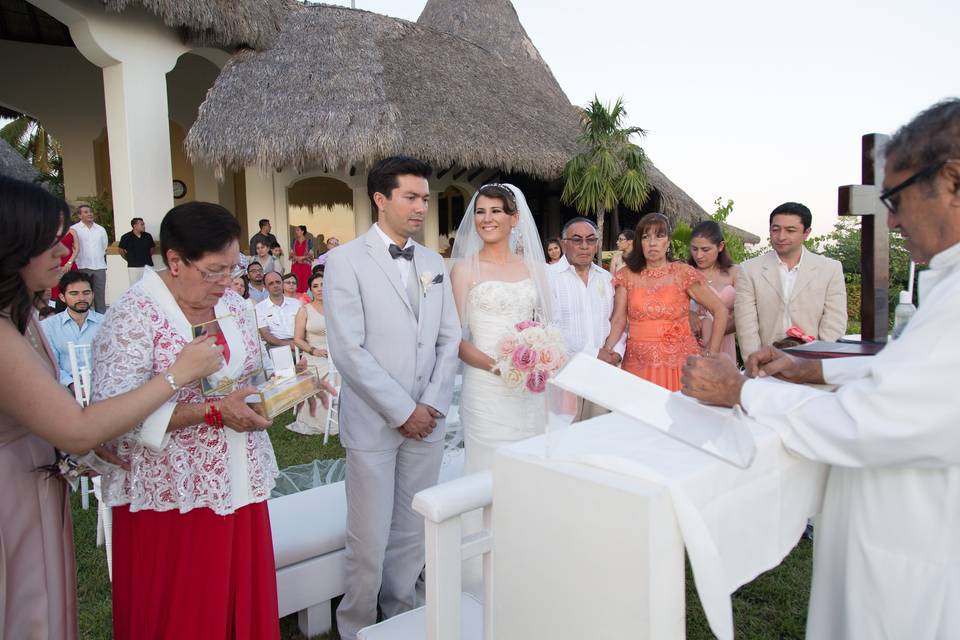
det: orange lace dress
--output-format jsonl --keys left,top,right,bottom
{"left": 613, "top": 262, "right": 705, "bottom": 391}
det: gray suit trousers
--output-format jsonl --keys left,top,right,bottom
{"left": 336, "top": 436, "right": 444, "bottom": 640}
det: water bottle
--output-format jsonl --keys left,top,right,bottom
{"left": 892, "top": 290, "right": 916, "bottom": 339}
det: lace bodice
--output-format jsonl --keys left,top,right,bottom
{"left": 613, "top": 262, "right": 704, "bottom": 368}
{"left": 92, "top": 284, "right": 277, "bottom": 516}
{"left": 466, "top": 279, "right": 538, "bottom": 356}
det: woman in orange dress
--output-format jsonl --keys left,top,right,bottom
{"left": 603, "top": 213, "right": 728, "bottom": 391}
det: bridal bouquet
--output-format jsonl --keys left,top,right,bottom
{"left": 494, "top": 320, "right": 568, "bottom": 394}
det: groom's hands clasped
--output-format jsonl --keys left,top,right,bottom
{"left": 400, "top": 403, "right": 441, "bottom": 440}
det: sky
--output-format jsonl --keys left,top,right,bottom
{"left": 323, "top": 0, "right": 958, "bottom": 240}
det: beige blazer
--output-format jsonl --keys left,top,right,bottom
{"left": 735, "top": 249, "right": 847, "bottom": 359}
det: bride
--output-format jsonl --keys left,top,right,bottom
{"left": 451, "top": 184, "right": 554, "bottom": 474}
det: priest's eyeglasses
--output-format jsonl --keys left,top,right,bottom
{"left": 879, "top": 160, "right": 945, "bottom": 213}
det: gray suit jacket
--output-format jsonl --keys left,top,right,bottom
{"left": 323, "top": 227, "right": 461, "bottom": 451}
{"left": 735, "top": 248, "right": 848, "bottom": 359}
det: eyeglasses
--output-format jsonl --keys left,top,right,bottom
{"left": 879, "top": 160, "right": 945, "bottom": 213}
{"left": 186, "top": 261, "right": 244, "bottom": 283}
{"left": 563, "top": 236, "right": 599, "bottom": 247}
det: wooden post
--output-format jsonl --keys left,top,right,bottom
{"left": 838, "top": 133, "right": 890, "bottom": 343}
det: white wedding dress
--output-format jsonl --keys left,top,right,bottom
{"left": 460, "top": 279, "right": 546, "bottom": 474}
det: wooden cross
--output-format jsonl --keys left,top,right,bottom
{"left": 838, "top": 133, "right": 891, "bottom": 343}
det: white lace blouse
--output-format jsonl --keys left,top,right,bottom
{"left": 91, "top": 269, "right": 278, "bottom": 516}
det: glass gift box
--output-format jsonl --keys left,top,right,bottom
{"left": 248, "top": 366, "right": 324, "bottom": 418}
{"left": 192, "top": 313, "right": 324, "bottom": 417}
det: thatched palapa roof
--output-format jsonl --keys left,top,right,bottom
{"left": 102, "top": 0, "right": 294, "bottom": 50}
{"left": 0, "top": 139, "right": 41, "bottom": 184}
{"left": 186, "top": 3, "right": 580, "bottom": 179}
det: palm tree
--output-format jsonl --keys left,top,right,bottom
{"left": 561, "top": 96, "right": 650, "bottom": 262}
{"left": 1, "top": 114, "right": 63, "bottom": 195}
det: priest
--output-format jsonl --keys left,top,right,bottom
{"left": 681, "top": 98, "right": 960, "bottom": 640}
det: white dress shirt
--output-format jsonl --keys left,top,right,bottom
{"left": 71, "top": 221, "right": 108, "bottom": 270}
{"left": 373, "top": 222, "right": 415, "bottom": 287}
{"left": 776, "top": 246, "right": 805, "bottom": 331}
{"left": 255, "top": 295, "right": 301, "bottom": 340}
{"left": 548, "top": 256, "right": 625, "bottom": 358}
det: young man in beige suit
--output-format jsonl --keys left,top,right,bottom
{"left": 735, "top": 202, "right": 847, "bottom": 359}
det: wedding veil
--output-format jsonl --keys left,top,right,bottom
{"left": 450, "top": 183, "right": 554, "bottom": 329}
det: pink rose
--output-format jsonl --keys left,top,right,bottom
{"left": 526, "top": 370, "right": 548, "bottom": 393}
{"left": 538, "top": 345, "right": 562, "bottom": 372}
{"left": 511, "top": 346, "right": 538, "bottom": 372}
{"left": 496, "top": 335, "right": 518, "bottom": 357}
{"left": 515, "top": 319, "right": 539, "bottom": 331}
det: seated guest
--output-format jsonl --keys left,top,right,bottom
{"left": 281, "top": 272, "right": 302, "bottom": 303}
{"left": 256, "top": 271, "right": 300, "bottom": 348}
{"left": 270, "top": 241, "right": 286, "bottom": 273}
{"left": 91, "top": 201, "right": 331, "bottom": 639}
{"left": 251, "top": 240, "right": 277, "bottom": 275}
{"left": 41, "top": 271, "right": 104, "bottom": 388}
{"left": 735, "top": 202, "right": 847, "bottom": 359}
{"left": 312, "top": 236, "right": 340, "bottom": 268}
{"left": 246, "top": 261, "right": 269, "bottom": 303}
{"left": 0, "top": 175, "right": 222, "bottom": 640}
{"left": 231, "top": 274, "right": 256, "bottom": 311}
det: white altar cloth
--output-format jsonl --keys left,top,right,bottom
{"left": 506, "top": 411, "right": 827, "bottom": 639}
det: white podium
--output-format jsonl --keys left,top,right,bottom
{"left": 491, "top": 412, "right": 825, "bottom": 640}
{"left": 493, "top": 433, "right": 685, "bottom": 640}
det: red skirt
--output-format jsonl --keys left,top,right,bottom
{"left": 111, "top": 501, "right": 280, "bottom": 640}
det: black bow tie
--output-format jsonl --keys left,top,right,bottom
{"left": 389, "top": 244, "right": 415, "bottom": 261}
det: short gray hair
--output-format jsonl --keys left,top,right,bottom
{"left": 561, "top": 217, "right": 598, "bottom": 238}
{"left": 886, "top": 98, "right": 960, "bottom": 174}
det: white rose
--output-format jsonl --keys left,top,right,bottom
{"left": 521, "top": 326, "right": 547, "bottom": 349}
{"left": 502, "top": 367, "right": 525, "bottom": 390}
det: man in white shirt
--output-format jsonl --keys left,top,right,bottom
{"left": 548, "top": 217, "right": 625, "bottom": 419}
{"left": 71, "top": 204, "right": 109, "bottom": 313}
{"left": 734, "top": 202, "right": 847, "bottom": 359}
{"left": 255, "top": 271, "right": 299, "bottom": 347}
{"left": 682, "top": 99, "right": 960, "bottom": 640}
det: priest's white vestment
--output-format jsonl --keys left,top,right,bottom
{"left": 740, "top": 241, "right": 960, "bottom": 640}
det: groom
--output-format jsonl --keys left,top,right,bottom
{"left": 324, "top": 156, "right": 461, "bottom": 640}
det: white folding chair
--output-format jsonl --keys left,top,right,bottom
{"left": 323, "top": 357, "right": 341, "bottom": 445}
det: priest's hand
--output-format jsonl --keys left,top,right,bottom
{"left": 745, "top": 346, "right": 824, "bottom": 384}
{"left": 681, "top": 353, "right": 745, "bottom": 408}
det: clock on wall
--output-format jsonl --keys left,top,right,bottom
{"left": 173, "top": 179, "right": 187, "bottom": 199}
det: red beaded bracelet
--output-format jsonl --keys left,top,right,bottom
{"left": 204, "top": 402, "right": 224, "bottom": 428}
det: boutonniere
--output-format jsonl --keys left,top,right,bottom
{"left": 420, "top": 272, "right": 443, "bottom": 296}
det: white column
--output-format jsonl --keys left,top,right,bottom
{"left": 353, "top": 185, "right": 373, "bottom": 238}
{"left": 424, "top": 191, "right": 441, "bottom": 251}
{"left": 56, "top": 128, "right": 100, "bottom": 206}
{"left": 101, "top": 59, "right": 175, "bottom": 238}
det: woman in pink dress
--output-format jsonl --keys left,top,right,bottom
{"left": 688, "top": 220, "right": 739, "bottom": 362}
{"left": 0, "top": 176, "right": 222, "bottom": 640}
{"left": 603, "top": 213, "right": 728, "bottom": 391}
{"left": 290, "top": 225, "right": 313, "bottom": 293}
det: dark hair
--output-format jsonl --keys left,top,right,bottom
{"left": 624, "top": 212, "right": 673, "bottom": 273}
{"left": 886, "top": 98, "right": 960, "bottom": 175}
{"left": 254, "top": 240, "right": 268, "bottom": 252}
{"left": 258, "top": 218, "right": 270, "bottom": 229}
{"left": 38, "top": 306, "right": 56, "bottom": 320}
{"left": 618, "top": 229, "right": 635, "bottom": 242}
{"left": 247, "top": 260, "right": 263, "bottom": 271}
{"left": 311, "top": 264, "right": 325, "bottom": 275}
{"left": 688, "top": 220, "right": 734, "bottom": 272}
{"left": 0, "top": 176, "right": 70, "bottom": 333}
{"left": 236, "top": 274, "right": 250, "bottom": 299}
{"left": 297, "top": 225, "right": 307, "bottom": 234}
{"left": 270, "top": 241, "right": 281, "bottom": 250}
{"left": 282, "top": 272, "right": 297, "bottom": 284}
{"left": 769, "top": 202, "right": 812, "bottom": 230}
{"left": 76, "top": 204, "right": 92, "bottom": 215}
{"left": 476, "top": 184, "right": 518, "bottom": 214}
{"left": 368, "top": 155, "right": 432, "bottom": 213}
{"left": 159, "top": 201, "right": 241, "bottom": 267}
{"left": 130, "top": 217, "right": 143, "bottom": 227}
{"left": 307, "top": 272, "right": 323, "bottom": 291}
{"left": 57, "top": 270, "right": 94, "bottom": 294}
{"left": 544, "top": 237, "right": 562, "bottom": 261}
